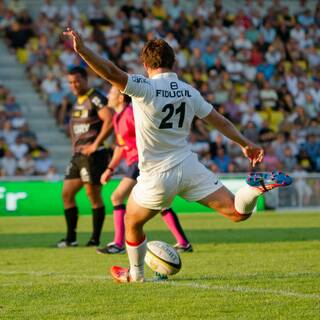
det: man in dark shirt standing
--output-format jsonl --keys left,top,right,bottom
{"left": 57, "top": 67, "right": 113, "bottom": 248}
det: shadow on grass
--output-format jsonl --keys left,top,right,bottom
{"left": 0, "top": 228, "right": 320, "bottom": 249}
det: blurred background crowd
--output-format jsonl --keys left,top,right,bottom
{"left": 0, "top": 0, "right": 319, "bottom": 180}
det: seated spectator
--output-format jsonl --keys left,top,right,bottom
{"left": 259, "top": 81, "right": 278, "bottom": 109}
{"left": 0, "top": 120, "right": 19, "bottom": 145}
{"left": 265, "top": 45, "right": 282, "bottom": 65}
{"left": 213, "top": 147, "right": 231, "bottom": 173}
{"left": 7, "top": 0, "right": 26, "bottom": 15}
{"left": 39, "top": 0, "right": 58, "bottom": 21}
{"left": 87, "top": 0, "right": 107, "bottom": 26}
{"left": 259, "top": 120, "right": 276, "bottom": 144}
{"left": 263, "top": 145, "right": 281, "bottom": 171}
{"left": 306, "top": 46, "right": 320, "bottom": 68}
{"left": 257, "top": 61, "right": 275, "bottom": 81}
{"left": 10, "top": 135, "right": 28, "bottom": 160}
{"left": 210, "top": 133, "right": 227, "bottom": 158}
{"left": 34, "top": 150, "right": 52, "bottom": 175}
{"left": 41, "top": 72, "right": 58, "bottom": 97}
{"left": 48, "top": 81, "right": 67, "bottom": 113}
{"left": 260, "top": 20, "right": 276, "bottom": 44}
{"left": 18, "top": 152, "right": 35, "bottom": 175}
{"left": 307, "top": 119, "right": 320, "bottom": 138}
{"left": 290, "top": 23, "right": 305, "bottom": 45}
{"left": 45, "top": 165, "right": 60, "bottom": 181}
{"left": 27, "top": 138, "right": 48, "bottom": 159}
{"left": 60, "top": 0, "right": 80, "bottom": 23}
{"left": 189, "top": 132, "right": 210, "bottom": 156}
{"left": 3, "top": 95, "right": 22, "bottom": 119}
{"left": 242, "top": 121, "right": 259, "bottom": 143}
{"left": 191, "top": 118, "right": 209, "bottom": 141}
{"left": 18, "top": 123, "right": 37, "bottom": 144}
{"left": 282, "top": 146, "right": 297, "bottom": 172}
{"left": 1, "top": 149, "right": 17, "bottom": 176}
{"left": 297, "top": 9, "right": 314, "bottom": 28}
{"left": 302, "top": 134, "right": 320, "bottom": 171}
{"left": 10, "top": 113, "right": 26, "bottom": 130}
{"left": 297, "top": 149, "right": 313, "bottom": 172}
{"left": 225, "top": 55, "right": 243, "bottom": 82}
{"left": 200, "top": 150, "right": 215, "bottom": 168}
{"left": 234, "top": 31, "right": 252, "bottom": 51}
{"left": 241, "top": 107, "right": 262, "bottom": 128}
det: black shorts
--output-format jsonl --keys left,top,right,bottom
{"left": 125, "top": 161, "right": 140, "bottom": 180}
{"left": 65, "top": 149, "right": 111, "bottom": 185}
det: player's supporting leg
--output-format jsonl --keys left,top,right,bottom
{"left": 110, "top": 178, "right": 136, "bottom": 248}
{"left": 111, "top": 193, "right": 159, "bottom": 282}
{"left": 97, "top": 177, "right": 136, "bottom": 254}
{"left": 198, "top": 171, "right": 292, "bottom": 222}
{"left": 84, "top": 184, "right": 105, "bottom": 246}
{"left": 59, "top": 179, "right": 83, "bottom": 247}
{"left": 161, "top": 208, "right": 192, "bottom": 252}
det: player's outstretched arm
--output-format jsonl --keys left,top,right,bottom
{"left": 63, "top": 28, "right": 128, "bottom": 91}
{"left": 203, "top": 108, "right": 264, "bottom": 167}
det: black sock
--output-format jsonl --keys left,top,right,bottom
{"left": 91, "top": 206, "right": 105, "bottom": 243}
{"left": 64, "top": 207, "right": 78, "bottom": 242}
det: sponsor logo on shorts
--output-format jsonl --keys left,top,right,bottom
{"left": 80, "top": 168, "right": 90, "bottom": 182}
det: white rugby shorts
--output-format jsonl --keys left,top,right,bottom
{"left": 132, "top": 153, "right": 223, "bottom": 210}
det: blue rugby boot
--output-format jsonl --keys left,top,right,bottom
{"left": 246, "top": 171, "right": 293, "bottom": 192}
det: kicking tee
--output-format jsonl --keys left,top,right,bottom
{"left": 123, "top": 72, "right": 213, "bottom": 173}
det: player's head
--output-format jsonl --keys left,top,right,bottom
{"left": 108, "top": 86, "right": 131, "bottom": 111}
{"left": 140, "top": 39, "right": 175, "bottom": 74}
{"left": 67, "top": 66, "right": 88, "bottom": 96}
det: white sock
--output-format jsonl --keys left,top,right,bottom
{"left": 234, "top": 185, "right": 263, "bottom": 214}
{"left": 126, "top": 238, "right": 147, "bottom": 281}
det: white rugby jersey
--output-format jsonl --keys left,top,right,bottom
{"left": 123, "top": 72, "right": 213, "bottom": 173}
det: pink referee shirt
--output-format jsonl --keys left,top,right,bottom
{"left": 112, "top": 104, "right": 139, "bottom": 166}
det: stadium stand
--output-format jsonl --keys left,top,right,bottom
{"left": 0, "top": 0, "right": 319, "bottom": 177}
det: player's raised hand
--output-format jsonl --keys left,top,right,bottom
{"left": 63, "top": 27, "right": 85, "bottom": 53}
{"left": 241, "top": 144, "right": 264, "bottom": 167}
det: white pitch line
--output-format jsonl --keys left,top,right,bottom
{"left": 166, "top": 281, "right": 320, "bottom": 300}
{"left": 0, "top": 270, "right": 319, "bottom": 300}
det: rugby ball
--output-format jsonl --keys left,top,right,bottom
{"left": 145, "top": 240, "right": 181, "bottom": 275}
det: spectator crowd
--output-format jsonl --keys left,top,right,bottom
{"left": 0, "top": 0, "right": 319, "bottom": 178}
{"left": 0, "top": 83, "right": 54, "bottom": 176}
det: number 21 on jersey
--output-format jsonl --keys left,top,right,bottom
{"left": 159, "top": 102, "right": 186, "bottom": 129}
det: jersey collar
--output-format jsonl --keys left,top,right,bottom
{"left": 151, "top": 72, "right": 178, "bottom": 79}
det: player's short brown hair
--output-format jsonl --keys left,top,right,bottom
{"left": 140, "top": 39, "right": 175, "bottom": 70}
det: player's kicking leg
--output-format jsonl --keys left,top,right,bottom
{"left": 110, "top": 193, "right": 159, "bottom": 283}
{"left": 198, "top": 171, "right": 292, "bottom": 222}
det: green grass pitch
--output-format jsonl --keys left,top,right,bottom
{"left": 0, "top": 212, "right": 319, "bottom": 319}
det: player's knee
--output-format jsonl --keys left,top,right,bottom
{"left": 86, "top": 188, "right": 102, "bottom": 203}
{"left": 125, "top": 213, "right": 143, "bottom": 230}
{"left": 62, "top": 189, "right": 74, "bottom": 204}
{"left": 111, "top": 192, "right": 124, "bottom": 205}
{"left": 232, "top": 211, "right": 252, "bottom": 222}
